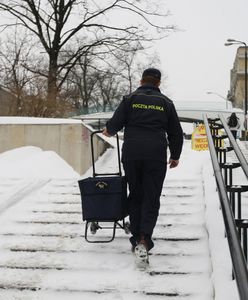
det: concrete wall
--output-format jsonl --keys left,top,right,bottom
{"left": 0, "top": 122, "right": 108, "bottom": 175}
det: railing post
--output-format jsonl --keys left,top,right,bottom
{"left": 226, "top": 186, "right": 248, "bottom": 218}
{"left": 236, "top": 220, "right": 248, "bottom": 262}
{"left": 220, "top": 162, "right": 241, "bottom": 186}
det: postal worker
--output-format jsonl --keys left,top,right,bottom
{"left": 103, "top": 68, "right": 183, "bottom": 260}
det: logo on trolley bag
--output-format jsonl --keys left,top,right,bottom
{"left": 95, "top": 181, "right": 108, "bottom": 189}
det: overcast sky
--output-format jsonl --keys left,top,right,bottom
{"left": 155, "top": 0, "right": 248, "bottom": 103}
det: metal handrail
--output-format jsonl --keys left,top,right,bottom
{"left": 76, "top": 117, "right": 110, "bottom": 120}
{"left": 203, "top": 114, "right": 248, "bottom": 300}
{"left": 219, "top": 114, "right": 248, "bottom": 178}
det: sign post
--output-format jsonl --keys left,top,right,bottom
{"left": 191, "top": 124, "right": 209, "bottom": 151}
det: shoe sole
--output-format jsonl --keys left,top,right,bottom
{"left": 134, "top": 244, "right": 149, "bottom": 264}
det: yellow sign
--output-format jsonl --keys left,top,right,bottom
{"left": 191, "top": 124, "right": 209, "bottom": 151}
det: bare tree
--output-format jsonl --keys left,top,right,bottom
{"left": 0, "top": 29, "right": 34, "bottom": 115}
{"left": 63, "top": 47, "right": 133, "bottom": 114}
{"left": 66, "top": 52, "right": 101, "bottom": 114}
{"left": 0, "top": 0, "right": 174, "bottom": 116}
{"left": 62, "top": 44, "right": 165, "bottom": 115}
{"left": 107, "top": 42, "right": 145, "bottom": 94}
{"left": 97, "top": 72, "right": 123, "bottom": 112}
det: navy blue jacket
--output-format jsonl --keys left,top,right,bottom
{"left": 106, "top": 85, "right": 183, "bottom": 162}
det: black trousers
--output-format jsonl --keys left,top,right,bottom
{"left": 123, "top": 160, "right": 167, "bottom": 245}
{"left": 231, "top": 130, "right": 237, "bottom": 139}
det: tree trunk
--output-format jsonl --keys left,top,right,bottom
{"left": 82, "top": 99, "right": 89, "bottom": 114}
{"left": 47, "top": 54, "right": 59, "bottom": 116}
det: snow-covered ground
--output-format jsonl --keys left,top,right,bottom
{"left": 0, "top": 134, "right": 241, "bottom": 299}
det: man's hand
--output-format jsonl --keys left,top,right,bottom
{"left": 168, "top": 159, "right": 179, "bottom": 169}
{"left": 102, "top": 127, "right": 112, "bottom": 137}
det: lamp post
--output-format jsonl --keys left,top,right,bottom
{"left": 225, "top": 39, "right": 247, "bottom": 139}
{"left": 206, "top": 91, "right": 229, "bottom": 109}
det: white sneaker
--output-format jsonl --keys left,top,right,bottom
{"left": 135, "top": 243, "right": 149, "bottom": 265}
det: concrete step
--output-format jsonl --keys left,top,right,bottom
{"left": 0, "top": 174, "right": 214, "bottom": 299}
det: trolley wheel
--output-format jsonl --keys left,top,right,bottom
{"left": 90, "top": 222, "right": 100, "bottom": 235}
{"left": 124, "top": 221, "right": 130, "bottom": 234}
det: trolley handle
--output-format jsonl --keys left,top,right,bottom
{"left": 90, "top": 130, "right": 122, "bottom": 177}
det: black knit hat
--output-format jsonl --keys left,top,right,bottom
{"left": 142, "top": 68, "right": 161, "bottom": 80}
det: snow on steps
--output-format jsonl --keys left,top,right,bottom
{"left": 0, "top": 173, "right": 213, "bottom": 299}
{"left": 0, "top": 141, "right": 215, "bottom": 299}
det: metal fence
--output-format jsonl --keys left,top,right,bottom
{"left": 203, "top": 114, "right": 248, "bottom": 300}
